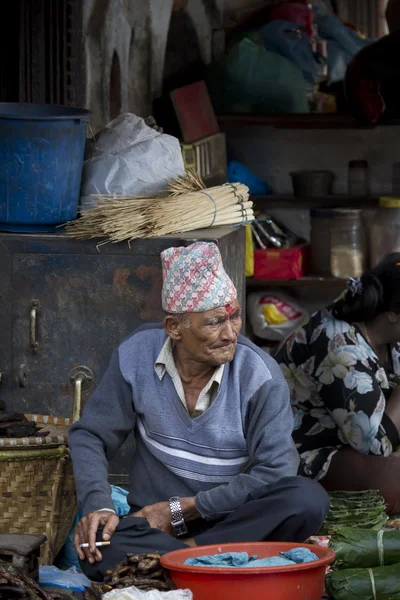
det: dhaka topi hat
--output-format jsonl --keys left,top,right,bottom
{"left": 161, "top": 242, "right": 237, "bottom": 313}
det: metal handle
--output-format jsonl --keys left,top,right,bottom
{"left": 73, "top": 376, "right": 83, "bottom": 422}
{"left": 69, "top": 366, "right": 94, "bottom": 422}
{"left": 30, "top": 300, "right": 40, "bottom": 354}
{"left": 18, "top": 364, "right": 27, "bottom": 388}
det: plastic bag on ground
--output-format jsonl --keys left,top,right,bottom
{"left": 103, "top": 587, "right": 193, "bottom": 600}
{"left": 247, "top": 291, "right": 308, "bottom": 341}
{"left": 81, "top": 113, "right": 185, "bottom": 203}
{"left": 39, "top": 566, "right": 91, "bottom": 591}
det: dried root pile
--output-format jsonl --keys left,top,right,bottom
{"left": 0, "top": 561, "right": 57, "bottom": 600}
{"left": 86, "top": 552, "right": 173, "bottom": 597}
{"left": 0, "top": 404, "right": 49, "bottom": 439}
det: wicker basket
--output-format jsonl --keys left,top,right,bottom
{"left": 0, "top": 414, "right": 78, "bottom": 564}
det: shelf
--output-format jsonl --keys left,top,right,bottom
{"left": 246, "top": 276, "right": 347, "bottom": 288}
{"left": 252, "top": 195, "right": 380, "bottom": 210}
{"left": 218, "top": 114, "right": 400, "bottom": 129}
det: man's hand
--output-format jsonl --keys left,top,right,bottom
{"left": 73, "top": 510, "right": 120, "bottom": 564}
{"left": 133, "top": 497, "right": 201, "bottom": 537}
{"left": 134, "top": 502, "right": 173, "bottom": 535}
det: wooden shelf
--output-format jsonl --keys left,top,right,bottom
{"left": 246, "top": 276, "right": 347, "bottom": 288}
{"left": 218, "top": 114, "right": 400, "bottom": 129}
{"left": 252, "top": 195, "right": 380, "bottom": 210}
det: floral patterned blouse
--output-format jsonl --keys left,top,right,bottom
{"left": 275, "top": 309, "right": 400, "bottom": 481}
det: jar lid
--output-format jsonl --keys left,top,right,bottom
{"left": 380, "top": 197, "right": 400, "bottom": 208}
{"left": 349, "top": 160, "right": 368, "bottom": 168}
{"left": 310, "top": 208, "right": 334, "bottom": 218}
{"left": 333, "top": 208, "right": 362, "bottom": 217}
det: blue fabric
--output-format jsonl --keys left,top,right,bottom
{"left": 313, "top": 6, "right": 374, "bottom": 83}
{"left": 258, "top": 21, "right": 324, "bottom": 86}
{"left": 280, "top": 548, "right": 319, "bottom": 563}
{"left": 228, "top": 161, "right": 273, "bottom": 196}
{"left": 184, "top": 549, "right": 318, "bottom": 568}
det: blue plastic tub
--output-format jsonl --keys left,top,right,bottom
{"left": 0, "top": 103, "right": 91, "bottom": 231}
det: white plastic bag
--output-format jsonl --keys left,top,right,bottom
{"left": 81, "top": 113, "right": 185, "bottom": 202}
{"left": 103, "top": 586, "right": 193, "bottom": 600}
{"left": 247, "top": 291, "right": 308, "bottom": 342}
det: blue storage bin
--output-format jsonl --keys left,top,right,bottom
{"left": 0, "top": 103, "right": 91, "bottom": 231}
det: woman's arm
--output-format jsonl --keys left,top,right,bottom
{"left": 384, "top": 385, "right": 400, "bottom": 432}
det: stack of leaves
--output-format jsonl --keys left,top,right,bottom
{"left": 326, "top": 528, "right": 400, "bottom": 600}
{"left": 87, "top": 552, "right": 173, "bottom": 597}
{"left": 330, "top": 528, "right": 400, "bottom": 570}
{"left": 326, "top": 564, "right": 400, "bottom": 600}
{"left": 0, "top": 403, "right": 49, "bottom": 438}
{"left": 320, "top": 490, "right": 388, "bottom": 535}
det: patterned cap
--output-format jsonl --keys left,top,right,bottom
{"left": 161, "top": 242, "right": 237, "bottom": 313}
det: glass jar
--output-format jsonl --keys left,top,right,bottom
{"left": 310, "top": 208, "right": 333, "bottom": 276}
{"left": 392, "top": 163, "right": 400, "bottom": 196}
{"left": 348, "top": 160, "right": 369, "bottom": 196}
{"left": 370, "top": 197, "right": 400, "bottom": 266}
{"left": 330, "top": 209, "right": 367, "bottom": 279}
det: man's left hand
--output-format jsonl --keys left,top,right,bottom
{"left": 133, "top": 502, "right": 174, "bottom": 535}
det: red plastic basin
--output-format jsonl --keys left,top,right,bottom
{"left": 160, "top": 542, "right": 335, "bottom": 600}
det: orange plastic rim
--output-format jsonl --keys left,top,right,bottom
{"left": 161, "top": 541, "right": 335, "bottom": 574}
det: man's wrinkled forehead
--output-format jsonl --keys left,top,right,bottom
{"left": 201, "top": 299, "right": 241, "bottom": 319}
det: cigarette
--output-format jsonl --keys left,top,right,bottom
{"left": 79, "top": 541, "right": 111, "bottom": 548}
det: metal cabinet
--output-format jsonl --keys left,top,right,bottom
{"left": 0, "top": 227, "right": 245, "bottom": 481}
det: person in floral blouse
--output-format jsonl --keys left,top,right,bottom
{"left": 275, "top": 254, "right": 400, "bottom": 513}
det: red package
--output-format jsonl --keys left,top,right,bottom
{"left": 253, "top": 243, "right": 310, "bottom": 280}
{"left": 269, "top": 2, "right": 315, "bottom": 38}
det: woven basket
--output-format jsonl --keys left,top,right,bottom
{"left": 0, "top": 414, "right": 78, "bottom": 565}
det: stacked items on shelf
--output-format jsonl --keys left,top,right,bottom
{"left": 326, "top": 528, "right": 400, "bottom": 600}
{"left": 65, "top": 171, "right": 253, "bottom": 243}
{"left": 209, "top": 2, "right": 373, "bottom": 116}
{"left": 249, "top": 215, "right": 309, "bottom": 280}
{"left": 320, "top": 491, "right": 388, "bottom": 535}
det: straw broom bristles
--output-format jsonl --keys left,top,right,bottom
{"left": 65, "top": 171, "right": 253, "bottom": 243}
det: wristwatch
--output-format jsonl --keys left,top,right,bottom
{"left": 169, "top": 496, "right": 188, "bottom": 537}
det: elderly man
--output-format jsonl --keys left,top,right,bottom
{"left": 69, "top": 242, "right": 329, "bottom": 581}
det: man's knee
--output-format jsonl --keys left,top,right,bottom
{"left": 79, "top": 557, "right": 103, "bottom": 582}
{"left": 292, "top": 477, "right": 330, "bottom": 526}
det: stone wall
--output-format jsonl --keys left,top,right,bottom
{"left": 83, "top": 0, "right": 224, "bottom": 132}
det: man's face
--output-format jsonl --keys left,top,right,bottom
{"left": 167, "top": 299, "right": 242, "bottom": 367}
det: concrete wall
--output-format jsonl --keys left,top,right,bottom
{"left": 225, "top": 123, "right": 400, "bottom": 240}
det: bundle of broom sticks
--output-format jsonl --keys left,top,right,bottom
{"left": 65, "top": 170, "right": 253, "bottom": 244}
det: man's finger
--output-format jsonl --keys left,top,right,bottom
{"left": 88, "top": 513, "right": 101, "bottom": 554}
{"left": 102, "top": 514, "right": 120, "bottom": 541}
{"left": 73, "top": 526, "right": 85, "bottom": 561}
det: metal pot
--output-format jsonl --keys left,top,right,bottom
{"left": 290, "top": 170, "right": 335, "bottom": 197}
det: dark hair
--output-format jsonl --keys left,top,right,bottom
{"left": 333, "top": 253, "right": 400, "bottom": 323}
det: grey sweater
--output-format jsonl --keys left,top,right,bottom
{"left": 68, "top": 324, "right": 299, "bottom": 519}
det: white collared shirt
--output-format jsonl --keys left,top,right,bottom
{"left": 154, "top": 337, "right": 224, "bottom": 418}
